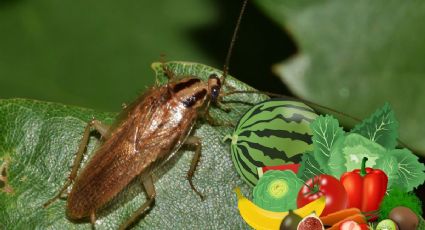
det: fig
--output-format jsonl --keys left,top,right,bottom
{"left": 297, "top": 213, "right": 324, "bottom": 230}
{"left": 389, "top": 206, "right": 418, "bottom": 230}
{"left": 280, "top": 210, "right": 303, "bottom": 230}
{"left": 376, "top": 219, "right": 398, "bottom": 230}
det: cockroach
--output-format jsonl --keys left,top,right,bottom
{"left": 43, "top": 0, "right": 249, "bottom": 229}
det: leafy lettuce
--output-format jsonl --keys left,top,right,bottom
{"left": 299, "top": 104, "right": 425, "bottom": 192}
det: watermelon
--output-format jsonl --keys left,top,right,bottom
{"left": 257, "top": 163, "right": 301, "bottom": 179}
{"left": 227, "top": 98, "right": 318, "bottom": 187}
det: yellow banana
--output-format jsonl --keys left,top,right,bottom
{"left": 234, "top": 187, "right": 326, "bottom": 230}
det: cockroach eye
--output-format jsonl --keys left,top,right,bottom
{"left": 208, "top": 73, "right": 221, "bottom": 102}
{"left": 211, "top": 86, "right": 220, "bottom": 102}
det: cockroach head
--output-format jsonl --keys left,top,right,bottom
{"left": 208, "top": 73, "right": 221, "bottom": 102}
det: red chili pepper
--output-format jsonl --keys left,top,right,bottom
{"left": 340, "top": 157, "right": 388, "bottom": 219}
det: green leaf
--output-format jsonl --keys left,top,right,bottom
{"left": 375, "top": 155, "right": 399, "bottom": 190}
{"left": 328, "top": 133, "right": 386, "bottom": 178}
{"left": 352, "top": 103, "right": 398, "bottom": 149}
{"left": 296, "top": 151, "right": 324, "bottom": 182}
{"left": 387, "top": 149, "right": 425, "bottom": 192}
{"left": 256, "top": 0, "right": 425, "bottom": 157}
{"left": 310, "top": 115, "right": 344, "bottom": 174}
{"left": 0, "top": 62, "right": 267, "bottom": 229}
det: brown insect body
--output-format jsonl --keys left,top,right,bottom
{"left": 67, "top": 76, "right": 221, "bottom": 219}
{"left": 43, "top": 1, "right": 248, "bottom": 227}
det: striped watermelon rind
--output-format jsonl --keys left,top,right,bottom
{"left": 229, "top": 98, "right": 318, "bottom": 187}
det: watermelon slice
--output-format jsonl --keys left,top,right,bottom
{"left": 257, "top": 164, "right": 301, "bottom": 179}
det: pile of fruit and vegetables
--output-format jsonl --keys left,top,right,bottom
{"left": 228, "top": 99, "right": 425, "bottom": 230}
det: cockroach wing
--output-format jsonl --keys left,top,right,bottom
{"left": 66, "top": 86, "right": 197, "bottom": 219}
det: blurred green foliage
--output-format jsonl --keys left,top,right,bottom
{"left": 256, "top": 0, "right": 425, "bottom": 156}
{"left": 0, "top": 0, "right": 295, "bottom": 112}
{"left": 0, "top": 0, "right": 218, "bottom": 111}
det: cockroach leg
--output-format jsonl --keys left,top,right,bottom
{"left": 184, "top": 136, "right": 204, "bottom": 200}
{"left": 119, "top": 175, "right": 156, "bottom": 230}
{"left": 90, "top": 211, "right": 96, "bottom": 229}
{"left": 203, "top": 109, "right": 234, "bottom": 128}
{"left": 203, "top": 110, "right": 219, "bottom": 126}
{"left": 0, "top": 161, "right": 7, "bottom": 184}
{"left": 215, "top": 99, "right": 231, "bottom": 113}
{"left": 0, "top": 159, "right": 13, "bottom": 194}
{"left": 43, "top": 119, "right": 110, "bottom": 208}
{"left": 90, "top": 119, "right": 110, "bottom": 139}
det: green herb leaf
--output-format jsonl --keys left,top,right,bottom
{"left": 351, "top": 103, "right": 398, "bottom": 149}
{"left": 387, "top": 149, "right": 425, "bottom": 192}
{"left": 0, "top": 62, "right": 266, "bottom": 229}
{"left": 379, "top": 187, "right": 423, "bottom": 221}
{"left": 297, "top": 151, "right": 324, "bottom": 182}
{"left": 310, "top": 115, "right": 344, "bottom": 174}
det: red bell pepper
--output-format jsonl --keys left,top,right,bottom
{"left": 340, "top": 157, "right": 388, "bottom": 219}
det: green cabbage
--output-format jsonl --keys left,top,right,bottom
{"left": 328, "top": 133, "right": 425, "bottom": 192}
{"left": 253, "top": 170, "right": 302, "bottom": 212}
{"left": 328, "top": 133, "right": 386, "bottom": 178}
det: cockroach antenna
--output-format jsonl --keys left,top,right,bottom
{"left": 221, "top": 0, "right": 249, "bottom": 86}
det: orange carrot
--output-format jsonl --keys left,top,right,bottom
{"left": 320, "top": 208, "right": 362, "bottom": 226}
{"left": 325, "top": 213, "right": 367, "bottom": 230}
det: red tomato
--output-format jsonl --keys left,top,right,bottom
{"left": 297, "top": 174, "right": 348, "bottom": 216}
